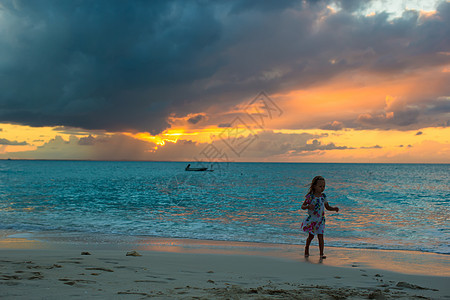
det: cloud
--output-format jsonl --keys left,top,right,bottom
{"left": 53, "top": 126, "right": 108, "bottom": 136}
{"left": 217, "top": 131, "right": 352, "bottom": 159}
{"left": 2, "top": 129, "right": 355, "bottom": 161}
{"left": 0, "top": 0, "right": 223, "bottom": 134}
{"left": 415, "top": 131, "right": 423, "bottom": 135}
{"left": 187, "top": 114, "right": 206, "bottom": 125}
{"left": 291, "top": 139, "right": 352, "bottom": 153}
{"left": 333, "top": 0, "right": 372, "bottom": 12}
{"left": 78, "top": 135, "right": 107, "bottom": 146}
{"left": 236, "top": 131, "right": 316, "bottom": 158}
{"left": 354, "top": 95, "right": 450, "bottom": 130}
{"left": 0, "top": 138, "right": 28, "bottom": 146}
{"left": 228, "top": 0, "right": 300, "bottom": 14}
{"left": 0, "top": 0, "right": 448, "bottom": 134}
{"left": 356, "top": 109, "right": 420, "bottom": 127}
{"left": 426, "top": 96, "right": 450, "bottom": 114}
{"left": 320, "top": 121, "right": 344, "bottom": 131}
{"left": 7, "top": 134, "right": 154, "bottom": 160}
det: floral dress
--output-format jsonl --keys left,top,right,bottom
{"left": 301, "top": 193, "right": 327, "bottom": 235}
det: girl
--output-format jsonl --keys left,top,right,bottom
{"left": 301, "top": 176, "right": 339, "bottom": 259}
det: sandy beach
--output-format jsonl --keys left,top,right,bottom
{"left": 1, "top": 234, "right": 449, "bottom": 299}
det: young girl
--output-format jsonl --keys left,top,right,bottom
{"left": 301, "top": 176, "right": 339, "bottom": 259}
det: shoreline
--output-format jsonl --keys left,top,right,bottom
{"left": 1, "top": 231, "right": 449, "bottom": 299}
{"left": 1, "top": 248, "right": 448, "bottom": 299}
{"left": 1, "top": 230, "right": 449, "bottom": 277}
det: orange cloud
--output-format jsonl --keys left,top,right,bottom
{"left": 269, "top": 64, "right": 449, "bottom": 130}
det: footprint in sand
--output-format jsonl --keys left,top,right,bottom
{"left": 28, "top": 272, "right": 43, "bottom": 280}
{"left": 27, "top": 264, "right": 62, "bottom": 269}
{"left": 396, "top": 282, "right": 438, "bottom": 291}
{"left": 117, "top": 291, "right": 150, "bottom": 296}
{"left": 368, "top": 290, "right": 385, "bottom": 299}
{"left": 113, "top": 266, "right": 127, "bottom": 269}
{"left": 59, "top": 278, "right": 97, "bottom": 286}
{"left": 85, "top": 267, "right": 114, "bottom": 272}
{"left": 135, "top": 279, "right": 168, "bottom": 283}
{"left": 98, "top": 258, "right": 121, "bottom": 265}
{"left": 1, "top": 275, "right": 21, "bottom": 280}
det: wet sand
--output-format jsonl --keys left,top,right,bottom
{"left": 0, "top": 233, "right": 449, "bottom": 299}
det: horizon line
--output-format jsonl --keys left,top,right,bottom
{"left": 1, "top": 158, "right": 448, "bottom": 165}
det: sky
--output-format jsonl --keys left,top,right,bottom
{"left": 0, "top": 0, "right": 449, "bottom": 163}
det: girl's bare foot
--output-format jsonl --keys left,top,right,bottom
{"left": 304, "top": 247, "right": 310, "bottom": 257}
{"left": 320, "top": 255, "right": 327, "bottom": 259}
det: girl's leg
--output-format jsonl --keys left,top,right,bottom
{"left": 305, "top": 233, "right": 314, "bottom": 256}
{"left": 318, "top": 234, "right": 326, "bottom": 258}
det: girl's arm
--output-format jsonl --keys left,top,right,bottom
{"left": 301, "top": 195, "right": 314, "bottom": 210}
{"left": 301, "top": 200, "right": 310, "bottom": 210}
{"left": 325, "top": 202, "right": 339, "bottom": 212}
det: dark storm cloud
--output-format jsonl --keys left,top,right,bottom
{"left": 0, "top": 0, "right": 222, "bottom": 134}
{"left": 0, "top": 0, "right": 448, "bottom": 133}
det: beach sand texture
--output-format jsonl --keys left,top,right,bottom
{"left": 1, "top": 248, "right": 448, "bottom": 299}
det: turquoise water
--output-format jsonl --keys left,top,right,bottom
{"left": 0, "top": 160, "right": 448, "bottom": 254}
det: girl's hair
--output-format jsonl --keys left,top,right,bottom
{"left": 306, "top": 176, "right": 325, "bottom": 196}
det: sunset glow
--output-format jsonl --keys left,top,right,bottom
{"left": 0, "top": 0, "right": 449, "bottom": 163}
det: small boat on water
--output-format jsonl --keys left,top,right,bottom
{"left": 185, "top": 164, "right": 213, "bottom": 171}
{"left": 185, "top": 167, "right": 208, "bottom": 171}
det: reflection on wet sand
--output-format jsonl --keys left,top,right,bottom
{"left": 134, "top": 237, "right": 449, "bottom": 276}
{"left": 0, "top": 231, "right": 448, "bottom": 276}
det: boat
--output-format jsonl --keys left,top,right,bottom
{"left": 185, "top": 164, "right": 213, "bottom": 171}
{"left": 185, "top": 167, "right": 208, "bottom": 171}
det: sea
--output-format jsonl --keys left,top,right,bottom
{"left": 0, "top": 160, "right": 448, "bottom": 255}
